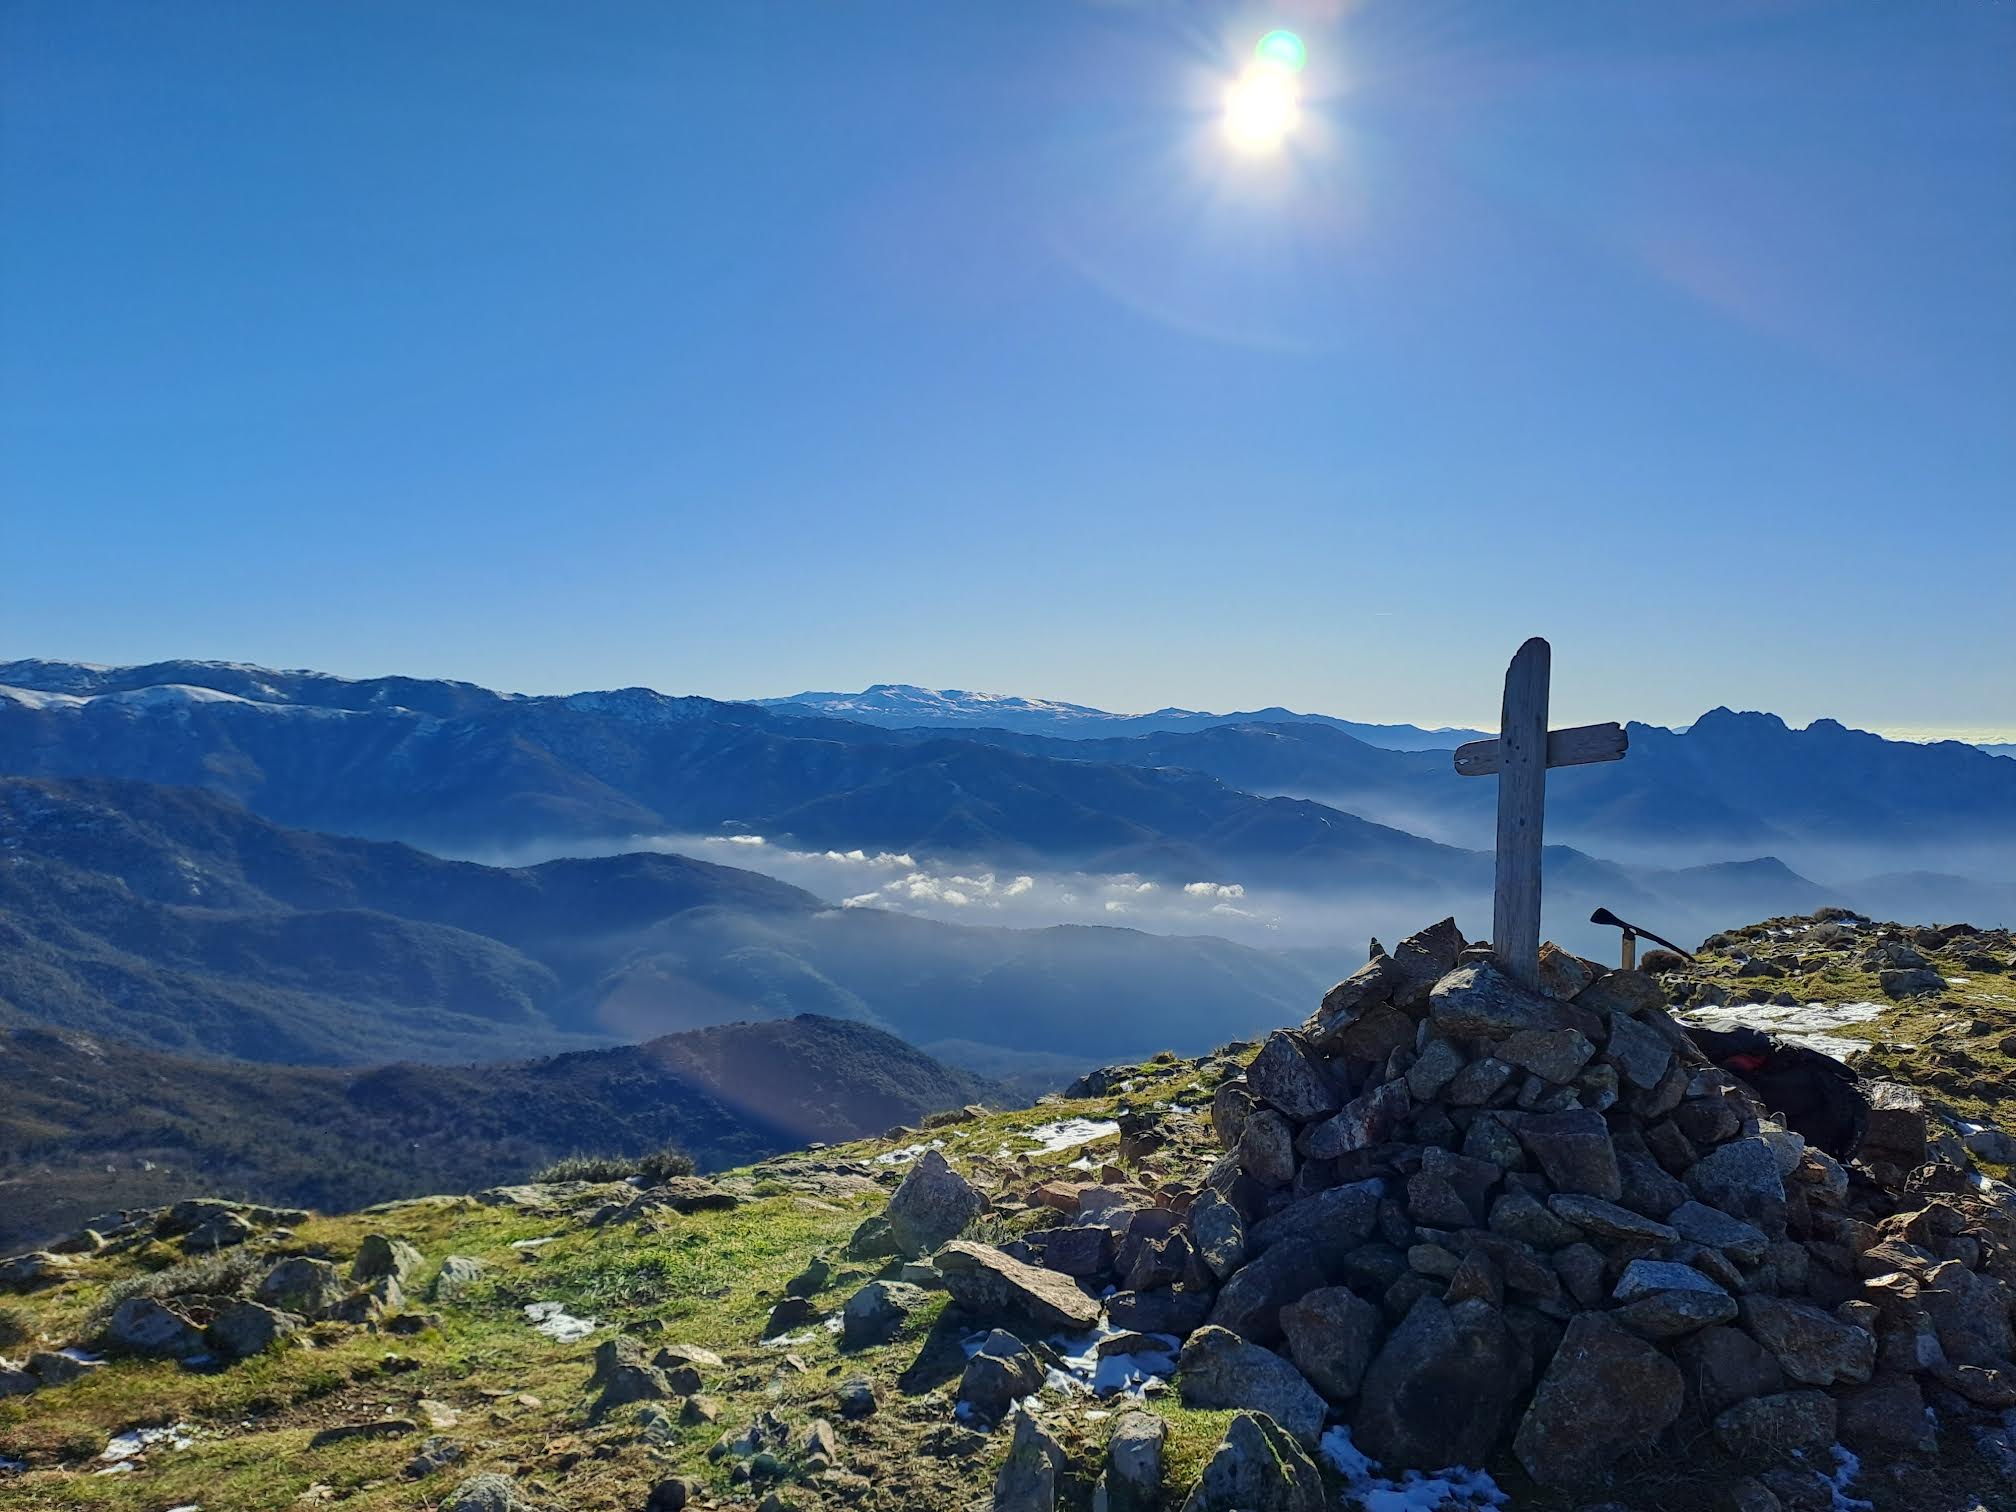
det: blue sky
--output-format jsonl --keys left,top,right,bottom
{"left": 4, "top": 0, "right": 2012, "bottom": 735}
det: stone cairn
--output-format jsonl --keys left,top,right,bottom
{"left": 965, "top": 917, "right": 2016, "bottom": 1507}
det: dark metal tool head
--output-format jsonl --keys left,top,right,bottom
{"left": 1588, "top": 907, "right": 1695, "bottom": 961}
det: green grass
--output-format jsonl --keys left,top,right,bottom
{"left": 527, "top": 1146, "right": 696, "bottom": 1186}
{"left": 0, "top": 1069, "right": 1212, "bottom": 1512}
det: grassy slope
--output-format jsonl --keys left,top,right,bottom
{"left": 0, "top": 1067, "right": 1251, "bottom": 1512}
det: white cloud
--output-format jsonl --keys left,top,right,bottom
{"left": 1185, "top": 881, "right": 1246, "bottom": 898}
{"left": 815, "top": 848, "right": 916, "bottom": 867}
{"left": 1004, "top": 875, "right": 1035, "bottom": 897}
{"left": 726, "top": 834, "right": 767, "bottom": 846}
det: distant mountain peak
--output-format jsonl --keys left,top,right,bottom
{"left": 1690, "top": 706, "right": 1792, "bottom": 733}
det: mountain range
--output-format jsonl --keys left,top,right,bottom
{"left": 769, "top": 683, "right": 2016, "bottom": 768}
{"left": 0, "top": 662, "right": 1471, "bottom": 887}
{"left": 761, "top": 682, "right": 1491, "bottom": 750}
{"left": 2, "top": 659, "right": 2009, "bottom": 946}
{"left": 914, "top": 708, "right": 2016, "bottom": 867}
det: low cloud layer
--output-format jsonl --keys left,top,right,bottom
{"left": 692, "top": 835, "right": 1273, "bottom": 934}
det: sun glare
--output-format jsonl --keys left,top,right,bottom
{"left": 1222, "top": 31, "right": 1305, "bottom": 155}
{"left": 1222, "top": 66, "right": 1300, "bottom": 154}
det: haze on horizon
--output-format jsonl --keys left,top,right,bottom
{"left": 3, "top": 0, "right": 2011, "bottom": 736}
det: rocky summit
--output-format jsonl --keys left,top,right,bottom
{"left": 5, "top": 910, "right": 2016, "bottom": 1510}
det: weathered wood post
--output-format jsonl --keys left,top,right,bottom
{"left": 1452, "top": 640, "right": 1629, "bottom": 991}
{"left": 1492, "top": 637, "right": 1550, "bottom": 988}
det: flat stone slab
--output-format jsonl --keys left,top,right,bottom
{"left": 935, "top": 1241, "right": 1100, "bottom": 1332}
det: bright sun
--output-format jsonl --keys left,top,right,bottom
{"left": 1222, "top": 59, "right": 1301, "bottom": 154}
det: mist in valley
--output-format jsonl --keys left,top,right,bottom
{"left": 467, "top": 823, "right": 2013, "bottom": 1018}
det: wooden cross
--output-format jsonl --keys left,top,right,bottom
{"left": 1452, "top": 638, "right": 1627, "bottom": 989}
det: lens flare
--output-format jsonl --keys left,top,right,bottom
{"left": 1255, "top": 29, "right": 1307, "bottom": 73}
{"left": 1222, "top": 65, "right": 1300, "bottom": 154}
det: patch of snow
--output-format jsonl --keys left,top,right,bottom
{"left": 962, "top": 1324, "right": 1174, "bottom": 1399}
{"left": 872, "top": 1140, "right": 945, "bottom": 1167}
{"left": 823, "top": 1315, "right": 844, "bottom": 1334}
{"left": 100, "top": 1424, "right": 194, "bottom": 1461}
{"left": 1950, "top": 977, "right": 1971, "bottom": 985}
{"left": 93, "top": 1462, "right": 137, "bottom": 1476}
{"left": 1004, "top": 1119, "right": 1121, "bottom": 1156}
{"left": 763, "top": 1330, "right": 816, "bottom": 1348}
{"left": 1826, "top": 1444, "right": 1874, "bottom": 1511}
{"left": 1679, "top": 999, "right": 1885, "bottom": 1059}
{"left": 57, "top": 1346, "right": 104, "bottom": 1363}
{"left": 1318, "top": 1426, "right": 1508, "bottom": 1512}
{"left": 1048, "top": 1323, "right": 1180, "bottom": 1398}
{"left": 509, "top": 1236, "right": 561, "bottom": 1249}
{"left": 523, "top": 1301, "right": 596, "bottom": 1342}
{"left": 1971, "top": 1172, "right": 2016, "bottom": 1208}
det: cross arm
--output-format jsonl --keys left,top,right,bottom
{"left": 1452, "top": 721, "right": 1628, "bottom": 778}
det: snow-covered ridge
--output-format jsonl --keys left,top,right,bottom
{"left": 0, "top": 684, "right": 353, "bottom": 717}
{"left": 769, "top": 684, "right": 1122, "bottom": 722}
{"left": 761, "top": 683, "right": 1498, "bottom": 749}
{"left": 0, "top": 675, "right": 718, "bottom": 730}
{"left": 1, "top": 683, "right": 257, "bottom": 710}
{"left": 0, "top": 659, "right": 731, "bottom": 727}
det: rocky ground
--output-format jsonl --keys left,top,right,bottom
{"left": 3, "top": 910, "right": 2016, "bottom": 1512}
